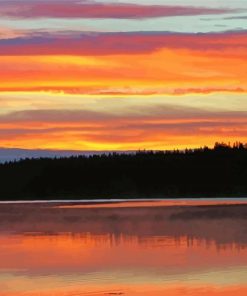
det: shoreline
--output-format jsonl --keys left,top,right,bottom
{"left": 1, "top": 197, "right": 247, "bottom": 206}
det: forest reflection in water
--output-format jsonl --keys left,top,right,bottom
{"left": 0, "top": 200, "right": 247, "bottom": 296}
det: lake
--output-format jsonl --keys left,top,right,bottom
{"left": 0, "top": 199, "right": 247, "bottom": 296}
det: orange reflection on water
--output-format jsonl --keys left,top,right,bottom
{"left": 0, "top": 233, "right": 247, "bottom": 296}
{"left": 1, "top": 281, "right": 247, "bottom": 296}
{"left": 56, "top": 199, "right": 247, "bottom": 209}
{"left": 0, "top": 233, "right": 247, "bottom": 273}
{"left": 0, "top": 202, "right": 247, "bottom": 296}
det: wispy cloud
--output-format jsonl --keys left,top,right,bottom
{"left": 0, "top": 107, "right": 247, "bottom": 149}
{"left": 0, "top": 31, "right": 246, "bottom": 56}
{"left": 0, "top": 1, "right": 237, "bottom": 19}
{"left": 0, "top": 31, "right": 246, "bottom": 96}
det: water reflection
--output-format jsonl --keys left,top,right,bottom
{"left": 0, "top": 201, "right": 246, "bottom": 295}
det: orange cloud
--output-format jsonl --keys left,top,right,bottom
{"left": 0, "top": 107, "right": 246, "bottom": 150}
{"left": 0, "top": 43, "right": 246, "bottom": 95}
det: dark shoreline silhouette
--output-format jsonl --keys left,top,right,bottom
{"left": 0, "top": 142, "right": 247, "bottom": 200}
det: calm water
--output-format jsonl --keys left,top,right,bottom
{"left": 0, "top": 199, "right": 247, "bottom": 296}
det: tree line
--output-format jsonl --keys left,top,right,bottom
{"left": 0, "top": 142, "right": 247, "bottom": 200}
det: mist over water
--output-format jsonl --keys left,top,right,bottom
{"left": 0, "top": 200, "right": 247, "bottom": 295}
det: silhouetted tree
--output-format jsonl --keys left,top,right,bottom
{"left": 0, "top": 142, "right": 246, "bottom": 200}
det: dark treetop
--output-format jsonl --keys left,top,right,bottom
{"left": 0, "top": 142, "right": 247, "bottom": 200}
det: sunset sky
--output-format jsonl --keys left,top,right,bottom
{"left": 0, "top": 0, "right": 247, "bottom": 150}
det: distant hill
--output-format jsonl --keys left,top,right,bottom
{"left": 0, "top": 142, "right": 247, "bottom": 200}
{"left": 0, "top": 148, "right": 132, "bottom": 163}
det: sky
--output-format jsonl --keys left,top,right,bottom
{"left": 0, "top": 0, "right": 247, "bottom": 151}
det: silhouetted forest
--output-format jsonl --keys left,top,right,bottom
{"left": 0, "top": 142, "right": 247, "bottom": 200}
